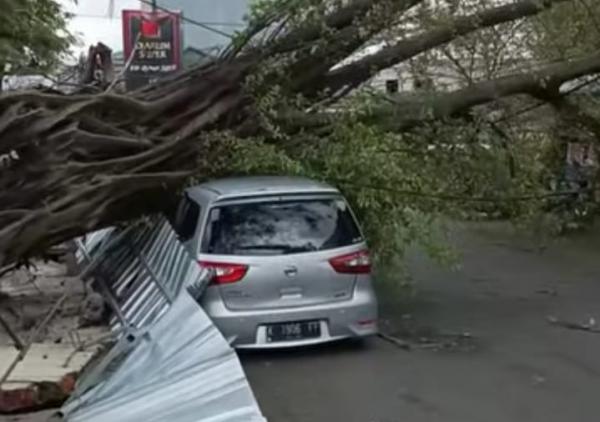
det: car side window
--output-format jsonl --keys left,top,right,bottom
{"left": 174, "top": 196, "right": 201, "bottom": 242}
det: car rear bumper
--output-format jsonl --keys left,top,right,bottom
{"left": 201, "top": 281, "right": 378, "bottom": 349}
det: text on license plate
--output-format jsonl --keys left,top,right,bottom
{"left": 266, "top": 320, "right": 321, "bottom": 342}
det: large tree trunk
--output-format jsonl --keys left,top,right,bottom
{"left": 0, "top": 61, "right": 251, "bottom": 264}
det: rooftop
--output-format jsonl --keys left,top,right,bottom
{"left": 188, "top": 176, "right": 339, "bottom": 199}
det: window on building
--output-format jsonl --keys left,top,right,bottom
{"left": 385, "top": 79, "right": 399, "bottom": 94}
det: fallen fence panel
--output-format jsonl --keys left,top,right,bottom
{"left": 61, "top": 217, "right": 266, "bottom": 422}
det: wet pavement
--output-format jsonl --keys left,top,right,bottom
{"left": 240, "top": 222, "right": 600, "bottom": 422}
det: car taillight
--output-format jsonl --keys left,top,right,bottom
{"left": 198, "top": 261, "right": 248, "bottom": 285}
{"left": 329, "top": 250, "right": 371, "bottom": 274}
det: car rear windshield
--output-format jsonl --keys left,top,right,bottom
{"left": 202, "top": 197, "right": 363, "bottom": 256}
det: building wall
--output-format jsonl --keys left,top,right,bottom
{"left": 153, "top": 0, "right": 249, "bottom": 52}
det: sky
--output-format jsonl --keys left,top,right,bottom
{"left": 58, "top": 0, "right": 142, "bottom": 56}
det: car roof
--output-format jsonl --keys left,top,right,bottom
{"left": 186, "top": 176, "right": 339, "bottom": 201}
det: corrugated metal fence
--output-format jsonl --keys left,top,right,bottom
{"left": 60, "top": 217, "right": 266, "bottom": 422}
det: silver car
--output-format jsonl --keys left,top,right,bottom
{"left": 169, "top": 176, "right": 378, "bottom": 348}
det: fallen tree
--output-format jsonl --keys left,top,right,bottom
{"left": 1, "top": 0, "right": 599, "bottom": 265}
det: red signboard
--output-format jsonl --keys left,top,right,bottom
{"left": 122, "top": 9, "right": 182, "bottom": 88}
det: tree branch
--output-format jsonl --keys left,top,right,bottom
{"left": 289, "top": 0, "right": 423, "bottom": 92}
{"left": 282, "top": 50, "right": 600, "bottom": 133}
{"left": 265, "top": 0, "right": 417, "bottom": 55}
{"left": 322, "top": 0, "right": 571, "bottom": 93}
{"left": 382, "top": 50, "right": 600, "bottom": 130}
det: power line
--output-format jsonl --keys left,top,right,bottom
{"left": 72, "top": 14, "right": 245, "bottom": 27}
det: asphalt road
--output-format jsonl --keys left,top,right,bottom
{"left": 240, "top": 222, "right": 600, "bottom": 422}
{"left": 3, "top": 222, "right": 599, "bottom": 422}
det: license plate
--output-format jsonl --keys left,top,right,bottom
{"left": 266, "top": 320, "right": 321, "bottom": 343}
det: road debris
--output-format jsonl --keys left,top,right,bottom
{"left": 1, "top": 293, "right": 68, "bottom": 385}
{"left": 377, "top": 332, "right": 412, "bottom": 350}
{"left": 378, "top": 329, "right": 475, "bottom": 352}
{"left": 1, "top": 263, "right": 108, "bottom": 414}
{"left": 0, "top": 314, "right": 24, "bottom": 351}
{"left": 379, "top": 316, "right": 476, "bottom": 352}
{"left": 59, "top": 217, "right": 266, "bottom": 422}
{"left": 546, "top": 316, "right": 600, "bottom": 334}
{"left": 536, "top": 288, "right": 558, "bottom": 297}
{"left": 0, "top": 345, "right": 88, "bottom": 413}
{"left": 531, "top": 374, "right": 547, "bottom": 386}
